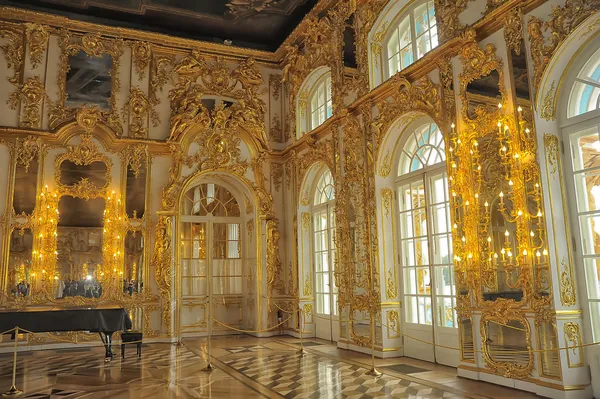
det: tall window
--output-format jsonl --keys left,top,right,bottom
{"left": 309, "top": 74, "right": 333, "bottom": 130}
{"left": 386, "top": 0, "right": 438, "bottom": 77}
{"left": 313, "top": 169, "right": 337, "bottom": 316}
{"left": 568, "top": 47, "right": 600, "bottom": 118}
{"left": 563, "top": 47, "right": 600, "bottom": 341}
{"left": 396, "top": 123, "right": 455, "bottom": 328}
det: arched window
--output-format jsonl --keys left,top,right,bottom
{"left": 394, "top": 121, "right": 455, "bottom": 363}
{"left": 568, "top": 47, "right": 600, "bottom": 118}
{"left": 297, "top": 68, "right": 333, "bottom": 138}
{"left": 312, "top": 168, "right": 338, "bottom": 326}
{"left": 398, "top": 122, "right": 445, "bottom": 174}
{"left": 309, "top": 74, "right": 333, "bottom": 130}
{"left": 386, "top": 0, "right": 438, "bottom": 78}
{"left": 561, "top": 42, "right": 600, "bottom": 341}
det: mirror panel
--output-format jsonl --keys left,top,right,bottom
{"left": 13, "top": 158, "right": 39, "bottom": 215}
{"left": 56, "top": 196, "right": 106, "bottom": 299}
{"left": 59, "top": 160, "right": 109, "bottom": 188}
{"left": 124, "top": 231, "right": 144, "bottom": 294}
{"left": 7, "top": 229, "right": 33, "bottom": 297}
{"left": 483, "top": 318, "right": 532, "bottom": 376}
{"left": 464, "top": 70, "right": 503, "bottom": 120}
{"left": 125, "top": 163, "right": 146, "bottom": 218}
{"left": 66, "top": 50, "right": 112, "bottom": 110}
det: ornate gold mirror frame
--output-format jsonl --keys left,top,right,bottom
{"left": 49, "top": 31, "right": 124, "bottom": 134}
{"left": 480, "top": 301, "right": 534, "bottom": 378}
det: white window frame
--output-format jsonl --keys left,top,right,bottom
{"left": 308, "top": 74, "right": 333, "bottom": 131}
{"left": 384, "top": 0, "right": 438, "bottom": 79}
{"left": 560, "top": 40, "right": 600, "bottom": 343}
{"left": 312, "top": 169, "right": 337, "bottom": 318}
{"left": 395, "top": 122, "right": 455, "bottom": 329}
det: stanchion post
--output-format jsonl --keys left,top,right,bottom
{"left": 366, "top": 314, "right": 382, "bottom": 377}
{"left": 3, "top": 327, "right": 23, "bottom": 397}
{"left": 297, "top": 308, "right": 307, "bottom": 356}
{"left": 202, "top": 296, "right": 213, "bottom": 370}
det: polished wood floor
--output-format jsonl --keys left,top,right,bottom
{"left": 0, "top": 335, "right": 541, "bottom": 398}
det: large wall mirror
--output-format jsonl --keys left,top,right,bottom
{"left": 56, "top": 196, "right": 105, "bottom": 299}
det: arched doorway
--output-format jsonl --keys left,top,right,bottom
{"left": 178, "top": 180, "right": 246, "bottom": 336}
{"left": 311, "top": 167, "right": 338, "bottom": 342}
{"left": 394, "top": 119, "right": 458, "bottom": 366}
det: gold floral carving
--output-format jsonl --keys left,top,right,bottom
{"left": 246, "top": 219, "right": 254, "bottom": 241}
{"left": 564, "top": 322, "right": 584, "bottom": 367}
{"left": 121, "top": 143, "right": 147, "bottom": 178}
{"left": 527, "top": 0, "right": 599, "bottom": 98}
{"left": 381, "top": 188, "right": 392, "bottom": 218}
{"left": 14, "top": 136, "right": 41, "bottom": 172}
{"left": 0, "top": 24, "right": 24, "bottom": 85}
{"left": 540, "top": 81, "right": 556, "bottom": 121}
{"left": 544, "top": 134, "right": 559, "bottom": 176}
{"left": 245, "top": 195, "right": 253, "bottom": 215}
{"left": 370, "top": 21, "right": 388, "bottom": 68}
{"left": 300, "top": 189, "right": 310, "bottom": 206}
{"left": 24, "top": 23, "right": 49, "bottom": 68}
{"left": 271, "top": 163, "right": 283, "bottom": 192}
{"left": 379, "top": 150, "right": 392, "bottom": 177}
{"left": 8, "top": 75, "right": 46, "bottom": 128}
{"left": 559, "top": 258, "right": 577, "bottom": 307}
{"left": 131, "top": 41, "right": 152, "bottom": 79}
{"left": 50, "top": 30, "right": 124, "bottom": 134}
{"left": 354, "top": 0, "right": 387, "bottom": 95}
{"left": 438, "top": 55, "right": 453, "bottom": 90}
{"left": 269, "top": 74, "right": 281, "bottom": 100}
{"left": 386, "top": 268, "right": 397, "bottom": 300}
{"left": 123, "top": 86, "right": 160, "bottom": 138}
{"left": 151, "top": 215, "right": 173, "bottom": 335}
{"left": 303, "top": 273, "right": 312, "bottom": 296}
{"left": 270, "top": 115, "right": 283, "bottom": 142}
{"left": 387, "top": 310, "right": 400, "bottom": 339}
{"left": 503, "top": 8, "right": 523, "bottom": 55}
{"left": 301, "top": 212, "right": 311, "bottom": 231}
{"left": 266, "top": 219, "right": 283, "bottom": 296}
{"left": 150, "top": 53, "right": 174, "bottom": 104}
{"left": 433, "top": 0, "right": 471, "bottom": 42}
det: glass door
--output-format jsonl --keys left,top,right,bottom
{"left": 180, "top": 220, "right": 243, "bottom": 335}
{"left": 397, "top": 171, "right": 458, "bottom": 366}
{"left": 313, "top": 205, "right": 339, "bottom": 341}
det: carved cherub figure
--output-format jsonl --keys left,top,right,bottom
{"left": 234, "top": 57, "right": 263, "bottom": 89}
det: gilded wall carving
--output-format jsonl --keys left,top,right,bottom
{"left": 0, "top": 23, "right": 24, "bottom": 85}
{"left": 123, "top": 86, "right": 160, "bottom": 138}
{"left": 527, "top": 0, "right": 600, "bottom": 98}
{"left": 151, "top": 215, "right": 173, "bottom": 335}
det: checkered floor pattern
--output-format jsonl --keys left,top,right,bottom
{"left": 223, "top": 351, "right": 466, "bottom": 398}
{"left": 224, "top": 345, "right": 268, "bottom": 353}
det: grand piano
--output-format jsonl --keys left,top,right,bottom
{"left": 0, "top": 307, "right": 132, "bottom": 360}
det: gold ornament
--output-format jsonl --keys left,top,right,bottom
{"left": 24, "top": 23, "right": 49, "bottom": 68}
{"left": 503, "top": 8, "right": 523, "bottom": 55}
{"left": 527, "top": 0, "right": 600, "bottom": 98}
{"left": 123, "top": 86, "right": 160, "bottom": 138}
{"left": 151, "top": 215, "right": 173, "bottom": 335}
{"left": 8, "top": 75, "right": 46, "bottom": 128}
{"left": 131, "top": 41, "right": 152, "bottom": 79}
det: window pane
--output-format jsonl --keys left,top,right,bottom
{"left": 567, "top": 47, "right": 600, "bottom": 118}
{"left": 585, "top": 258, "right": 600, "bottom": 299}
{"left": 578, "top": 214, "right": 600, "bottom": 255}
{"left": 418, "top": 296, "right": 432, "bottom": 325}
{"left": 437, "top": 297, "right": 455, "bottom": 327}
{"left": 404, "top": 267, "right": 417, "bottom": 294}
{"left": 571, "top": 127, "right": 600, "bottom": 172}
{"left": 405, "top": 296, "right": 418, "bottom": 323}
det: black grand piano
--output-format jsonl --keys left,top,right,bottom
{"left": 0, "top": 307, "right": 132, "bottom": 360}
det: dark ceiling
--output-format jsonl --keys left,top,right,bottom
{"left": 2, "top": 0, "right": 320, "bottom": 51}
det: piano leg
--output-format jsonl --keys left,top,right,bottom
{"left": 99, "top": 332, "right": 114, "bottom": 362}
